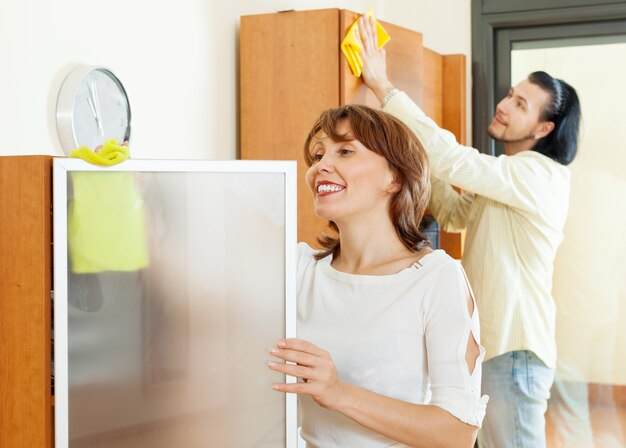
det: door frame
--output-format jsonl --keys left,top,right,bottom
{"left": 471, "top": 0, "right": 626, "bottom": 155}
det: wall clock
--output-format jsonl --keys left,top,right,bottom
{"left": 56, "top": 66, "right": 131, "bottom": 155}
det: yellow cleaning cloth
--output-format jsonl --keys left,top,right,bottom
{"left": 67, "top": 142, "right": 149, "bottom": 273}
{"left": 70, "top": 139, "right": 129, "bottom": 166}
{"left": 341, "top": 10, "right": 390, "bottom": 77}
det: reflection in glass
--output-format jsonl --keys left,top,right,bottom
{"left": 64, "top": 170, "right": 287, "bottom": 447}
{"left": 512, "top": 38, "right": 626, "bottom": 447}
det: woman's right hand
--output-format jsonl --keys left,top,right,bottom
{"left": 357, "top": 15, "right": 395, "bottom": 103}
{"left": 268, "top": 338, "right": 347, "bottom": 411}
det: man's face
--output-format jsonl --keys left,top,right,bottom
{"left": 487, "top": 79, "right": 553, "bottom": 150}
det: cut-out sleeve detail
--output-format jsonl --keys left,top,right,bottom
{"left": 422, "top": 259, "right": 489, "bottom": 427}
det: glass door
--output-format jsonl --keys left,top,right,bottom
{"left": 512, "top": 36, "right": 626, "bottom": 447}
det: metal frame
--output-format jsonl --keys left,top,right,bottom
{"left": 53, "top": 158, "right": 298, "bottom": 447}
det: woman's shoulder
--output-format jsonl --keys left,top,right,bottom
{"left": 418, "top": 250, "right": 473, "bottom": 310}
{"left": 298, "top": 242, "right": 321, "bottom": 259}
{"left": 415, "top": 249, "right": 460, "bottom": 273}
{"left": 297, "top": 242, "right": 327, "bottom": 271}
{"left": 297, "top": 241, "right": 316, "bottom": 255}
{"left": 414, "top": 250, "right": 469, "bottom": 295}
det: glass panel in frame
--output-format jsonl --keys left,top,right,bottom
{"left": 53, "top": 159, "right": 297, "bottom": 448}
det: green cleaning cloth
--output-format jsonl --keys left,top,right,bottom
{"left": 68, "top": 141, "right": 149, "bottom": 273}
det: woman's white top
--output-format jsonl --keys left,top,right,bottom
{"left": 297, "top": 243, "right": 488, "bottom": 447}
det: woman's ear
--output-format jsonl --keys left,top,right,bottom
{"left": 386, "top": 177, "right": 402, "bottom": 194}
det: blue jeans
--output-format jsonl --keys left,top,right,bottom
{"left": 478, "top": 351, "right": 555, "bottom": 448}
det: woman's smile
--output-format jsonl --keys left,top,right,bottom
{"left": 316, "top": 181, "right": 346, "bottom": 196}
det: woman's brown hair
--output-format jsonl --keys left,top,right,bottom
{"left": 304, "top": 104, "right": 431, "bottom": 260}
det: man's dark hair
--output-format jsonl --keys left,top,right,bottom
{"left": 528, "top": 71, "right": 581, "bottom": 166}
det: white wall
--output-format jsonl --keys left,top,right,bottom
{"left": 0, "top": 0, "right": 470, "bottom": 159}
{"left": 384, "top": 0, "right": 472, "bottom": 141}
{"left": 384, "top": 0, "right": 470, "bottom": 55}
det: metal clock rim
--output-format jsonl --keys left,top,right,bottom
{"left": 55, "top": 65, "right": 132, "bottom": 156}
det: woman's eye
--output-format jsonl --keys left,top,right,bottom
{"left": 312, "top": 153, "right": 323, "bottom": 161}
{"left": 339, "top": 148, "right": 353, "bottom": 156}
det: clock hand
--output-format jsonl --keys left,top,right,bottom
{"left": 86, "top": 96, "right": 97, "bottom": 118}
{"left": 88, "top": 81, "right": 104, "bottom": 137}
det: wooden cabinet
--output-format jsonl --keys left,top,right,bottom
{"left": 1, "top": 157, "right": 297, "bottom": 447}
{"left": 0, "top": 155, "right": 54, "bottom": 448}
{"left": 240, "top": 8, "right": 465, "bottom": 258}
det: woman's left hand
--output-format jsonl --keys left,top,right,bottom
{"left": 269, "top": 338, "right": 346, "bottom": 411}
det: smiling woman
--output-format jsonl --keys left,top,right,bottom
{"left": 305, "top": 122, "right": 398, "bottom": 232}
{"left": 268, "top": 104, "right": 488, "bottom": 448}
{"left": 303, "top": 105, "right": 431, "bottom": 263}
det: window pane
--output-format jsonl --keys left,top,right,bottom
{"left": 512, "top": 41, "right": 626, "bottom": 447}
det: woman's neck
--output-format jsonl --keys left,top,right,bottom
{"left": 331, "top": 219, "right": 431, "bottom": 275}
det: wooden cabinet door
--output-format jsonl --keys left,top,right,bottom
{"left": 0, "top": 155, "right": 53, "bottom": 448}
{"left": 240, "top": 9, "right": 340, "bottom": 246}
{"left": 440, "top": 55, "right": 466, "bottom": 259}
{"left": 422, "top": 52, "right": 466, "bottom": 259}
{"left": 340, "top": 10, "right": 424, "bottom": 108}
{"left": 241, "top": 9, "right": 466, "bottom": 256}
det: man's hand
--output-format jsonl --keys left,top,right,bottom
{"left": 357, "top": 15, "right": 395, "bottom": 103}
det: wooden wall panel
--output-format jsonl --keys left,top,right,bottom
{"left": 340, "top": 10, "right": 424, "bottom": 108}
{"left": 421, "top": 48, "right": 443, "bottom": 125}
{"left": 442, "top": 55, "right": 467, "bottom": 144}
{"left": 0, "top": 155, "right": 53, "bottom": 448}
{"left": 240, "top": 9, "right": 340, "bottom": 246}
{"left": 421, "top": 52, "right": 466, "bottom": 259}
{"left": 440, "top": 55, "right": 467, "bottom": 259}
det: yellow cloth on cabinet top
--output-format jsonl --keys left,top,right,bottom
{"left": 70, "top": 139, "right": 129, "bottom": 166}
{"left": 341, "top": 10, "right": 390, "bottom": 77}
{"left": 67, "top": 141, "right": 148, "bottom": 273}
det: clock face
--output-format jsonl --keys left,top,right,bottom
{"left": 57, "top": 66, "right": 131, "bottom": 154}
{"left": 71, "top": 68, "right": 130, "bottom": 149}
